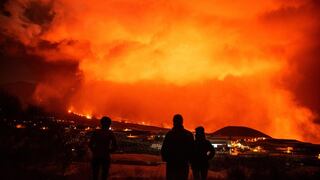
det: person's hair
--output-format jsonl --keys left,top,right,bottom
{"left": 195, "top": 126, "right": 205, "bottom": 140}
{"left": 100, "top": 116, "right": 111, "bottom": 129}
{"left": 195, "top": 126, "right": 205, "bottom": 134}
{"left": 173, "top": 114, "right": 183, "bottom": 127}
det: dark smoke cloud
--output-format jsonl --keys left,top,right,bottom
{"left": 258, "top": 0, "right": 320, "bottom": 124}
{"left": 0, "top": 46, "right": 81, "bottom": 112}
{"left": 0, "top": 0, "right": 11, "bottom": 17}
{"left": 23, "top": 0, "right": 55, "bottom": 26}
{"left": 280, "top": 0, "right": 320, "bottom": 123}
{"left": 0, "top": 0, "right": 82, "bottom": 112}
{"left": 287, "top": 36, "right": 320, "bottom": 123}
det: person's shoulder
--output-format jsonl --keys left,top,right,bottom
{"left": 183, "top": 128, "right": 193, "bottom": 135}
{"left": 90, "top": 129, "right": 99, "bottom": 138}
{"left": 91, "top": 129, "right": 98, "bottom": 135}
{"left": 165, "top": 130, "right": 173, "bottom": 136}
{"left": 182, "top": 129, "right": 193, "bottom": 138}
{"left": 91, "top": 129, "right": 100, "bottom": 136}
{"left": 99, "top": 129, "right": 114, "bottom": 138}
{"left": 205, "top": 139, "right": 213, "bottom": 146}
{"left": 106, "top": 129, "right": 117, "bottom": 136}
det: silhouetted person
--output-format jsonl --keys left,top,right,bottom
{"left": 89, "top": 116, "right": 117, "bottom": 180}
{"left": 161, "top": 114, "right": 194, "bottom": 180}
{"left": 191, "top": 126, "right": 215, "bottom": 180}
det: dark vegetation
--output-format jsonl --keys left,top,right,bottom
{"left": 0, "top": 90, "right": 76, "bottom": 179}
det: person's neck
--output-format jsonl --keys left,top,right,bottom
{"left": 173, "top": 125, "right": 183, "bottom": 130}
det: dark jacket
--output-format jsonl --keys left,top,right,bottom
{"left": 89, "top": 129, "right": 117, "bottom": 159}
{"left": 161, "top": 126, "right": 194, "bottom": 165}
{"left": 192, "top": 139, "right": 215, "bottom": 168}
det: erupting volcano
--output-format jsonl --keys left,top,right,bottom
{"left": 1, "top": 0, "right": 320, "bottom": 143}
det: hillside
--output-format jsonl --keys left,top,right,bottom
{"left": 210, "top": 126, "right": 271, "bottom": 138}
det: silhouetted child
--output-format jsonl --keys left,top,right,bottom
{"left": 161, "top": 114, "right": 195, "bottom": 180}
{"left": 89, "top": 116, "right": 117, "bottom": 180}
{"left": 192, "top": 126, "right": 215, "bottom": 180}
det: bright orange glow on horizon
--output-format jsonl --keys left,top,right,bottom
{"left": 2, "top": 0, "right": 320, "bottom": 143}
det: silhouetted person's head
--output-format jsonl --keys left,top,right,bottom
{"left": 195, "top": 126, "right": 205, "bottom": 140}
{"left": 100, "top": 116, "right": 111, "bottom": 129}
{"left": 173, "top": 114, "right": 183, "bottom": 128}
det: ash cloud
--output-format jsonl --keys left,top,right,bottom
{"left": 262, "top": 0, "right": 320, "bottom": 123}
{"left": 0, "top": 0, "right": 81, "bottom": 112}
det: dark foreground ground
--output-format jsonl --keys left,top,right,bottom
{"left": 1, "top": 153, "right": 219, "bottom": 179}
{"left": 2, "top": 153, "right": 320, "bottom": 180}
{"left": 64, "top": 154, "right": 222, "bottom": 180}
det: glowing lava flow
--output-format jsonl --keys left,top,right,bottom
{"left": 68, "top": 109, "right": 92, "bottom": 119}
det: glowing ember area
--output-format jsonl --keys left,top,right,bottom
{"left": 68, "top": 109, "right": 92, "bottom": 119}
{"left": 16, "top": 124, "right": 26, "bottom": 129}
{"left": 1, "top": 0, "right": 320, "bottom": 143}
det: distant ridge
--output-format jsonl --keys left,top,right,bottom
{"left": 209, "top": 126, "right": 271, "bottom": 138}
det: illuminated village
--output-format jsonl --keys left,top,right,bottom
{"left": 6, "top": 112, "right": 320, "bottom": 159}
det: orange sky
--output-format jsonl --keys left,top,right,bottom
{"left": 1, "top": 0, "right": 320, "bottom": 142}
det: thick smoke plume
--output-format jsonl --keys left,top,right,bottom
{"left": 1, "top": 0, "right": 320, "bottom": 142}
